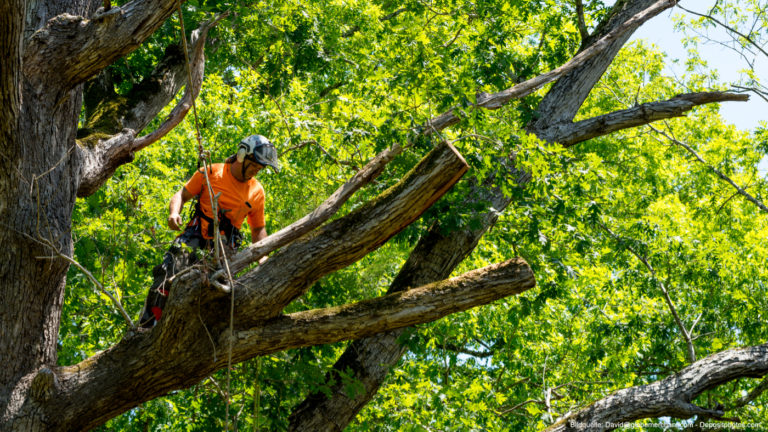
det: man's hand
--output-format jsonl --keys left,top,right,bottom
{"left": 168, "top": 213, "right": 183, "bottom": 231}
{"left": 168, "top": 187, "right": 194, "bottom": 231}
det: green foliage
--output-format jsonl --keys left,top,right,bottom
{"left": 63, "top": 1, "right": 768, "bottom": 430}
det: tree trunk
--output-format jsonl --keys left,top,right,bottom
{"left": 0, "top": 3, "right": 95, "bottom": 429}
{"left": 0, "top": 0, "right": 200, "bottom": 428}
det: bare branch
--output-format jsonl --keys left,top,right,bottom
{"left": 39, "top": 253, "right": 135, "bottom": 329}
{"left": 731, "top": 85, "right": 768, "bottom": 104}
{"left": 530, "top": 0, "right": 665, "bottom": 130}
{"left": 539, "top": 92, "right": 749, "bottom": 146}
{"left": 218, "top": 142, "right": 404, "bottom": 277}
{"left": 575, "top": 0, "right": 590, "bottom": 43}
{"left": 677, "top": 4, "right": 768, "bottom": 60}
{"left": 440, "top": 342, "right": 494, "bottom": 358}
{"left": 77, "top": 130, "right": 138, "bottom": 198}
{"left": 131, "top": 13, "right": 227, "bottom": 149}
{"left": 11, "top": 222, "right": 135, "bottom": 329}
{"left": 733, "top": 376, "right": 768, "bottom": 409}
{"left": 77, "top": 15, "right": 223, "bottom": 197}
{"left": 287, "top": 3, "right": 678, "bottom": 428}
{"left": 42, "top": 142, "right": 469, "bottom": 431}
{"left": 288, "top": 159, "right": 525, "bottom": 431}
{"left": 545, "top": 343, "right": 768, "bottom": 432}
{"left": 423, "top": 0, "right": 678, "bottom": 133}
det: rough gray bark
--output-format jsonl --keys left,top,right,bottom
{"left": 77, "top": 14, "right": 220, "bottom": 197}
{"left": 234, "top": 258, "right": 536, "bottom": 357}
{"left": 545, "top": 343, "right": 768, "bottom": 432}
{"left": 0, "top": 0, "right": 756, "bottom": 430}
{"left": 288, "top": 169, "right": 525, "bottom": 431}
{"left": 23, "top": 0, "right": 181, "bottom": 90}
{"left": 3, "top": 142, "right": 478, "bottom": 431}
{"left": 0, "top": 0, "right": 206, "bottom": 428}
{"left": 529, "top": 0, "right": 663, "bottom": 129}
{"left": 424, "top": 0, "right": 677, "bottom": 134}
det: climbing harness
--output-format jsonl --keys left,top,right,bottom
{"left": 175, "top": 2, "right": 239, "bottom": 430}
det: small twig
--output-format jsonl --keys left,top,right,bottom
{"left": 39, "top": 253, "right": 135, "bottom": 329}
{"left": 648, "top": 125, "right": 768, "bottom": 213}
{"left": 677, "top": 4, "right": 768, "bottom": 59}
{"left": 731, "top": 85, "right": 768, "bottom": 104}
{"left": 598, "top": 221, "right": 696, "bottom": 364}
{"left": 732, "top": 376, "right": 768, "bottom": 409}
{"left": 442, "top": 25, "right": 463, "bottom": 49}
{"left": 497, "top": 399, "right": 545, "bottom": 415}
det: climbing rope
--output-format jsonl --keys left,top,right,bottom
{"left": 175, "top": 3, "right": 238, "bottom": 430}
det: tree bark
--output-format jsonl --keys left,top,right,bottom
{"left": 0, "top": 0, "right": 213, "bottom": 428}
{"left": 545, "top": 343, "right": 768, "bottom": 432}
{"left": 77, "top": 15, "right": 221, "bottom": 197}
{"left": 0, "top": 0, "right": 757, "bottom": 429}
{"left": 0, "top": 142, "right": 468, "bottom": 431}
{"left": 23, "top": 0, "right": 185, "bottom": 90}
{"left": 288, "top": 170, "right": 524, "bottom": 431}
{"left": 1, "top": 0, "right": 96, "bottom": 427}
{"left": 545, "top": 92, "right": 750, "bottom": 147}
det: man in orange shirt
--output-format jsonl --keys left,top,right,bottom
{"left": 138, "top": 135, "right": 280, "bottom": 328}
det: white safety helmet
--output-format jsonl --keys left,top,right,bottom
{"left": 236, "top": 134, "right": 280, "bottom": 173}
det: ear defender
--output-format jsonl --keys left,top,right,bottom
{"left": 236, "top": 147, "right": 247, "bottom": 163}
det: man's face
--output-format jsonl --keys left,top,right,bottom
{"left": 243, "top": 158, "right": 264, "bottom": 179}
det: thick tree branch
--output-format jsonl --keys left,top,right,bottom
{"left": 131, "top": 13, "right": 227, "bottom": 148}
{"left": 35, "top": 142, "right": 467, "bottom": 430}
{"left": 76, "top": 15, "right": 220, "bottom": 197}
{"left": 545, "top": 343, "right": 768, "bottom": 432}
{"left": 226, "top": 143, "right": 468, "bottom": 321}
{"left": 287, "top": 2, "right": 677, "bottom": 428}
{"left": 219, "top": 143, "right": 404, "bottom": 279}
{"left": 231, "top": 258, "right": 535, "bottom": 358}
{"left": 539, "top": 92, "right": 749, "bottom": 147}
{"left": 424, "top": 0, "right": 676, "bottom": 133}
{"left": 288, "top": 157, "right": 527, "bottom": 431}
{"left": 23, "top": 0, "right": 183, "bottom": 89}
{"left": 530, "top": 0, "right": 664, "bottom": 130}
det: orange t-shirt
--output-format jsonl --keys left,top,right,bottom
{"left": 184, "top": 163, "right": 265, "bottom": 239}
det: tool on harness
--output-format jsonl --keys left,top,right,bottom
{"left": 185, "top": 201, "right": 244, "bottom": 249}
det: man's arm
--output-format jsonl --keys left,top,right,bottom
{"left": 251, "top": 225, "right": 268, "bottom": 264}
{"left": 168, "top": 187, "right": 195, "bottom": 230}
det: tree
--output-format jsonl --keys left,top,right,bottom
{"left": 1, "top": 0, "right": 766, "bottom": 430}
